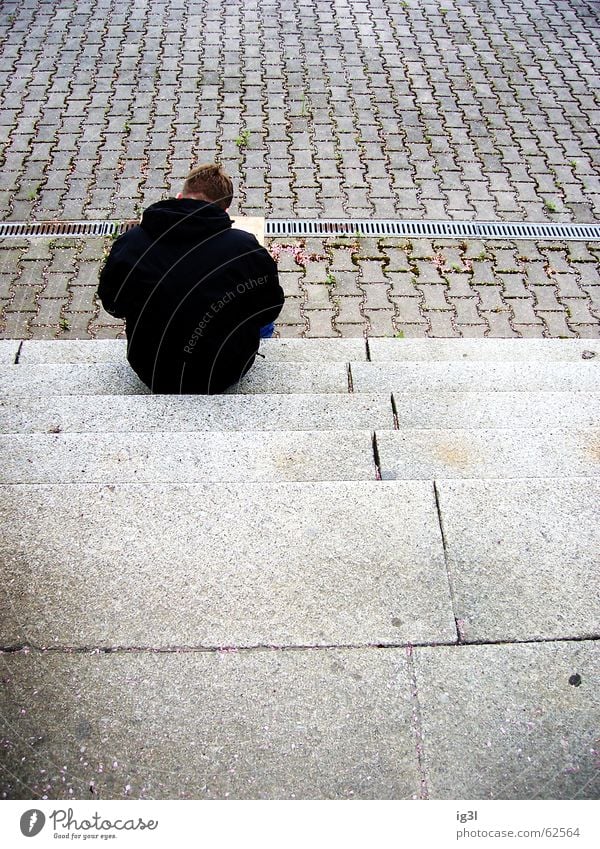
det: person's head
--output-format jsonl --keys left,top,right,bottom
{"left": 177, "top": 163, "right": 233, "bottom": 210}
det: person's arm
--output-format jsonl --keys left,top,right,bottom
{"left": 97, "top": 234, "right": 134, "bottom": 318}
{"left": 253, "top": 247, "right": 285, "bottom": 327}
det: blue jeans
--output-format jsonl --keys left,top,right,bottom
{"left": 259, "top": 322, "right": 275, "bottom": 338}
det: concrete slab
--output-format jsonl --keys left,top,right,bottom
{"left": 17, "top": 339, "right": 367, "bottom": 364}
{"left": 0, "top": 481, "right": 455, "bottom": 647}
{"left": 0, "top": 430, "right": 376, "bottom": 483}
{"left": 392, "top": 391, "right": 600, "bottom": 429}
{"left": 0, "top": 393, "right": 395, "bottom": 433}
{"left": 436, "top": 479, "right": 600, "bottom": 642}
{"left": 0, "top": 363, "right": 150, "bottom": 395}
{"left": 0, "top": 648, "right": 419, "bottom": 800}
{"left": 0, "top": 340, "right": 19, "bottom": 364}
{"left": 369, "top": 339, "right": 600, "bottom": 361}
{"left": 259, "top": 339, "right": 367, "bottom": 361}
{"left": 414, "top": 642, "right": 600, "bottom": 799}
{"left": 225, "top": 362, "right": 348, "bottom": 393}
{"left": 19, "top": 340, "right": 126, "bottom": 363}
{"left": 351, "top": 361, "right": 599, "bottom": 393}
{"left": 0, "top": 362, "right": 347, "bottom": 395}
{"left": 376, "top": 427, "right": 600, "bottom": 479}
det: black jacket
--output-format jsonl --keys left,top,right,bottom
{"left": 97, "top": 199, "right": 284, "bottom": 394}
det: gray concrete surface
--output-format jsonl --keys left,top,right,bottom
{"left": 413, "top": 641, "right": 600, "bottom": 799}
{"left": 0, "top": 649, "right": 420, "bottom": 800}
{"left": 436, "top": 478, "right": 600, "bottom": 642}
{"left": 368, "top": 339, "right": 600, "bottom": 361}
{"left": 0, "top": 363, "right": 150, "bottom": 395}
{"left": 351, "top": 360, "right": 600, "bottom": 392}
{"left": 17, "top": 338, "right": 369, "bottom": 363}
{"left": 0, "top": 393, "right": 395, "bottom": 433}
{"left": 0, "top": 340, "right": 18, "bottom": 363}
{"left": 0, "top": 430, "right": 377, "bottom": 483}
{"left": 0, "top": 481, "right": 456, "bottom": 648}
{"left": 224, "top": 361, "right": 349, "bottom": 393}
{"left": 376, "top": 427, "right": 600, "bottom": 479}
{"left": 391, "top": 391, "right": 600, "bottom": 429}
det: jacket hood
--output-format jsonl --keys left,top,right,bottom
{"left": 140, "top": 198, "right": 232, "bottom": 240}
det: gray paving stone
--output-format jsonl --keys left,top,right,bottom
{"left": 414, "top": 642, "right": 600, "bottom": 799}
{"left": 368, "top": 339, "right": 600, "bottom": 361}
{"left": 0, "top": 649, "right": 420, "bottom": 800}
{"left": 0, "top": 393, "right": 395, "bottom": 434}
{"left": 351, "top": 362, "right": 599, "bottom": 393}
{"left": 375, "top": 428, "right": 600, "bottom": 480}
{"left": 0, "top": 340, "right": 19, "bottom": 364}
{"left": 437, "top": 478, "right": 600, "bottom": 642}
{"left": 0, "top": 431, "right": 377, "bottom": 484}
{"left": 0, "top": 481, "right": 455, "bottom": 647}
{"left": 391, "top": 392, "right": 600, "bottom": 430}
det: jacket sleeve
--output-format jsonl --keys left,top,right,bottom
{"left": 97, "top": 234, "right": 134, "bottom": 319}
{"left": 253, "top": 246, "right": 285, "bottom": 326}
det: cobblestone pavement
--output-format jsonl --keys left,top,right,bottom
{"left": 1, "top": 235, "right": 599, "bottom": 339}
{"left": 0, "top": 0, "right": 599, "bottom": 339}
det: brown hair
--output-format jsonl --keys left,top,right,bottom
{"left": 182, "top": 163, "right": 233, "bottom": 210}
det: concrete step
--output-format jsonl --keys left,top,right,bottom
{"left": 1, "top": 479, "right": 596, "bottom": 648}
{"left": 436, "top": 478, "right": 600, "bottom": 643}
{"left": 392, "top": 391, "right": 600, "bottom": 429}
{"left": 3, "top": 358, "right": 597, "bottom": 396}
{"left": 17, "top": 338, "right": 367, "bottom": 364}
{"left": 0, "top": 648, "right": 421, "bottom": 800}
{"left": 376, "top": 427, "right": 600, "bottom": 479}
{"left": 351, "top": 361, "right": 599, "bottom": 392}
{"left": 0, "top": 362, "right": 348, "bottom": 395}
{"left": 368, "top": 338, "right": 600, "bottom": 361}
{"left": 13, "top": 338, "right": 600, "bottom": 364}
{"left": 2, "top": 640, "right": 597, "bottom": 799}
{"left": 0, "top": 340, "right": 19, "bottom": 364}
{"left": 0, "top": 393, "right": 394, "bottom": 433}
{"left": 0, "top": 481, "right": 456, "bottom": 648}
{"left": 1, "top": 391, "right": 597, "bottom": 433}
{"left": 3, "top": 427, "right": 598, "bottom": 483}
{"left": 0, "top": 431, "right": 377, "bottom": 483}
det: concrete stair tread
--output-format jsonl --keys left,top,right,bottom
{"left": 0, "top": 362, "right": 349, "bottom": 394}
{"left": 0, "top": 393, "right": 395, "bottom": 433}
{"left": 351, "top": 360, "right": 599, "bottom": 392}
{"left": 16, "top": 338, "right": 368, "bottom": 364}
{"left": 11, "top": 338, "right": 600, "bottom": 364}
{"left": 1, "top": 391, "right": 598, "bottom": 432}
{"left": 376, "top": 427, "right": 600, "bottom": 479}
{"left": 0, "top": 480, "right": 456, "bottom": 647}
{"left": 0, "top": 340, "right": 19, "bottom": 364}
{"left": 2, "top": 427, "right": 598, "bottom": 482}
{"left": 368, "top": 338, "right": 600, "bottom": 361}
{"left": 2, "top": 642, "right": 597, "bottom": 799}
{"left": 0, "top": 430, "right": 378, "bottom": 483}
{"left": 1, "top": 479, "right": 597, "bottom": 647}
{"left": 2, "top": 358, "right": 598, "bottom": 396}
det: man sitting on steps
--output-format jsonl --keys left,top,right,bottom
{"left": 97, "top": 162, "right": 284, "bottom": 394}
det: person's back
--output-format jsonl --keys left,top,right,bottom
{"left": 97, "top": 163, "right": 284, "bottom": 394}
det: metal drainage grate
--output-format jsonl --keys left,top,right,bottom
{"left": 1, "top": 217, "right": 599, "bottom": 242}
{"left": 265, "top": 218, "right": 600, "bottom": 242}
{"left": 0, "top": 219, "right": 138, "bottom": 238}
